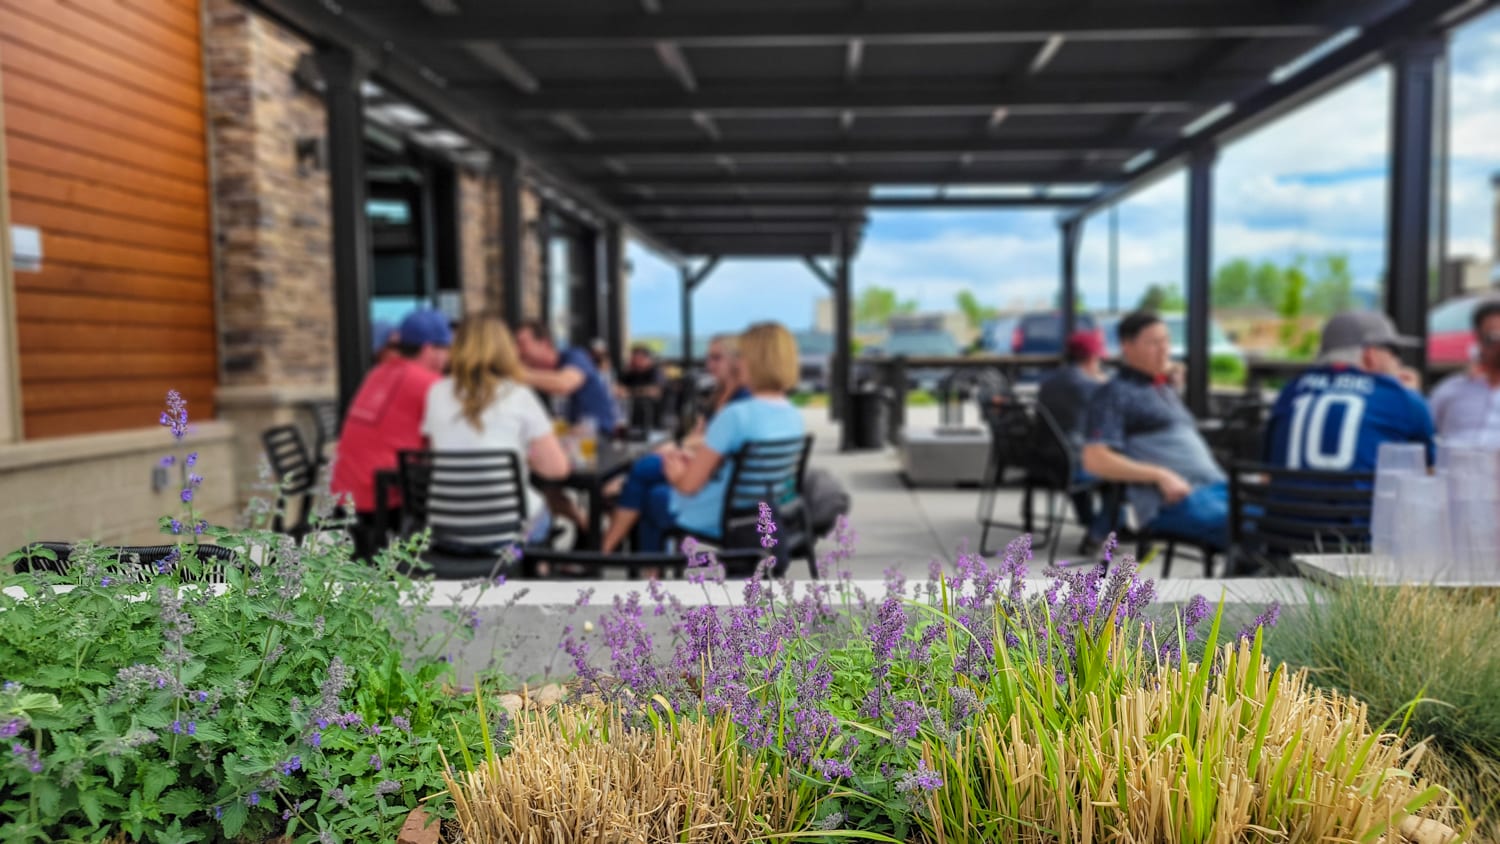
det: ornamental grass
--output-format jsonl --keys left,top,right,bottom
{"left": 441, "top": 702, "right": 811, "bottom": 844}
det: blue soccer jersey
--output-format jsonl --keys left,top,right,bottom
{"left": 1264, "top": 365, "right": 1435, "bottom": 471}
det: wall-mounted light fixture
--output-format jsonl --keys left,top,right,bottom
{"left": 295, "top": 136, "right": 326, "bottom": 176}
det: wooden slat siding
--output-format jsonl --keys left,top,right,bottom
{"left": 3, "top": 64, "right": 205, "bottom": 154}
{"left": 16, "top": 266, "right": 215, "bottom": 306}
{"left": 8, "top": 198, "right": 209, "bottom": 255}
{"left": 19, "top": 293, "right": 214, "bottom": 326}
{"left": 8, "top": 168, "right": 207, "bottom": 231}
{"left": 24, "top": 376, "right": 217, "bottom": 413}
{"left": 0, "top": 1, "right": 204, "bottom": 96}
{"left": 2, "top": 0, "right": 217, "bottom": 439}
{"left": 0, "top": 38, "right": 203, "bottom": 136}
{"left": 0, "top": 14, "right": 202, "bottom": 120}
{"left": 4, "top": 100, "right": 207, "bottom": 183}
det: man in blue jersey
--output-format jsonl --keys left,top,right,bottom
{"left": 1264, "top": 311, "right": 1435, "bottom": 472}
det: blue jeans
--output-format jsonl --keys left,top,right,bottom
{"left": 1147, "top": 481, "right": 1230, "bottom": 551}
{"left": 617, "top": 454, "right": 680, "bottom": 552}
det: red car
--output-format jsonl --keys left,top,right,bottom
{"left": 1428, "top": 295, "right": 1499, "bottom": 366}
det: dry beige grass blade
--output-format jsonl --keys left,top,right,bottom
{"left": 442, "top": 706, "right": 803, "bottom": 844}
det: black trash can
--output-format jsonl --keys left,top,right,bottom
{"left": 847, "top": 387, "right": 886, "bottom": 450}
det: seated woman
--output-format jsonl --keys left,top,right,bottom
{"left": 600, "top": 322, "right": 804, "bottom": 556}
{"left": 422, "top": 315, "right": 570, "bottom": 545}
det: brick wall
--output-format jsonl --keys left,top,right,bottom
{"left": 205, "top": 0, "right": 335, "bottom": 389}
{"left": 521, "top": 186, "right": 544, "bottom": 321}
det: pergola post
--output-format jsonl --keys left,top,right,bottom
{"left": 834, "top": 229, "right": 854, "bottom": 447}
{"left": 680, "top": 257, "right": 720, "bottom": 372}
{"left": 1385, "top": 34, "right": 1448, "bottom": 382}
{"left": 1185, "top": 144, "right": 1217, "bottom": 418}
{"left": 499, "top": 156, "right": 524, "bottom": 328}
{"left": 604, "top": 223, "right": 625, "bottom": 371}
{"left": 316, "top": 45, "right": 372, "bottom": 416}
{"left": 1059, "top": 218, "right": 1082, "bottom": 341}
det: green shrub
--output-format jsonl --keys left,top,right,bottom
{"left": 0, "top": 392, "right": 502, "bottom": 843}
{"left": 1209, "top": 352, "right": 1247, "bottom": 387}
{"left": 1263, "top": 581, "right": 1500, "bottom": 837}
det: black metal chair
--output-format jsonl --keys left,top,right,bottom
{"left": 976, "top": 396, "right": 1098, "bottom": 560}
{"left": 1205, "top": 399, "right": 1269, "bottom": 468}
{"left": 261, "top": 424, "right": 317, "bottom": 540}
{"left": 10, "top": 543, "right": 240, "bottom": 583}
{"left": 302, "top": 400, "right": 341, "bottom": 469}
{"left": 1099, "top": 483, "right": 1220, "bottom": 578}
{"left": 1227, "top": 462, "right": 1374, "bottom": 577}
{"left": 395, "top": 449, "right": 537, "bottom": 580}
{"left": 669, "top": 435, "right": 818, "bottom": 578}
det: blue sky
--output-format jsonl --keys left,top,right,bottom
{"left": 625, "top": 9, "right": 1500, "bottom": 339}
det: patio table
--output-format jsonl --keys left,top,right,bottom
{"left": 536, "top": 432, "right": 669, "bottom": 551}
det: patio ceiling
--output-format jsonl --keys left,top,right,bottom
{"left": 250, "top": 0, "right": 1491, "bottom": 259}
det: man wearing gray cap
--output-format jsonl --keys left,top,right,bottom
{"left": 1264, "top": 310, "right": 1435, "bottom": 472}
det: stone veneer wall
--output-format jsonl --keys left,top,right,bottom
{"left": 204, "top": 0, "right": 337, "bottom": 501}
{"left": 458, "top": 169, "right": 502, "bottom": 315}
{"left": 521, "top": 187, "right": 545, "bottom": 321}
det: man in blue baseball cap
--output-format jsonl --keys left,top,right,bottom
{"left": 331, "top": 309, "right": 453, "bottom": 558}
{"left": 370, "top": 319, "right": 398, "bottom": 365}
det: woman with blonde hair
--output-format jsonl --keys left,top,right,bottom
{"left": 422, "top": 315, "right": 570, "bottom": 542}
{"left": 601, "top": 321, "right": 805, "bottom": 555}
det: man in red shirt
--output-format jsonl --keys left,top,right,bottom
{"left": 330, "top": 309, "right": 452, "bottom": 558}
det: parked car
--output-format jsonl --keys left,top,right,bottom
{"left": 867, "top": 330, "right": 962, "bottom": 392}
{"left": 1010, "top": 311, "right": 1103, "bottom": 355}
{"left": 1428, "top": 294, "right": 1500, "bottom": 366}
{"left": 1096, "top": 313, "right": 1243, "bottom": 365}
{"left": 979, "top": 316, "right": 1019, "bottom": 354}
{"left": 794, "top": 331, "right": 834, "bottom": 393}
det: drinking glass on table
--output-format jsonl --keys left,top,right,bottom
{"left": 576, "top": 418, "right": 599, "bottom": 463}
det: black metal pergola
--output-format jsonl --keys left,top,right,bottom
{"left": 246, "top": 0, "right": 1495, "bottom": 437}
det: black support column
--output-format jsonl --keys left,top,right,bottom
{"left": 604, "top": 224, "right": 625, "bottom": 371}
{"left": 1385, "top": 34, "right": 1447, "bottom": 382}
{"left": 681, "top": 257, "right": 720, "bottom": 372}
{"left": 317, "top": 46, "right": 371, "bottom": 416}
{"left": 1059, "top": 218, "right": 1082, "bottom": 342}
{"left": 1185, "top": 144, "right": 1217, "bottom": 418}
{"left": 499, "top": 156, "right": 524, "bottom": 328}
{"left": 834, "top": 229, "right": 854, "bottom": 448}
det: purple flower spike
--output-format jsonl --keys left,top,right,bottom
{"left": 756, "top": 502, "right": 778, "bottom": 548}
{"left": 160, "top": 390, "right": 189, "bottom": 440}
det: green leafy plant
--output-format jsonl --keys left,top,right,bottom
{"left": 0, "top": 392, "right": 502, "bottom": 843}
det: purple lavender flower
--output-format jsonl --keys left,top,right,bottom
{"left": 160, "top": 455, "right": 175, "bottom": 468}
{"left": 170, "top": 519, "right": 183, "bottom": 535}
{"left": 100, "top": 577, "right": 111, "bottom": 588}
{"left": 186, "top": 452, "right": 198, "bottom": 467}
{"left": 369, "top": 754, "right": 383, "bottom": 772}
{"left": 1236, "top": 601, "right": 1282, "bottom": 643}
{"left": 374, "top": 779, "right": 402, "bottom": 797}
{"left": 0, "top": 719, "right": 24, "bottom": 739}
{"left": 756, "top": 502, "right": 778, "bottom": 549}
{"left": 245, "top": 792, "right": 259, "bottom": 807}
{"left": 895, "top": 759, "right": 943, "bottom": 793}
{"left": 278, "top": 756, "right": 302, "bottom": 776}
{"left": 160, "top": 390, "right": 189, "bottom": 440}
{"left": 392, "top": 715, "right": 411, "bottom": 733}
{"left": 194, "top": 521, "right": 207, "bottom": 536}
{"left": 816, "top": 758, "right": 854, "bottom": 780}
{"left": 180, "top": 488, "right": 194, "bottom": 504}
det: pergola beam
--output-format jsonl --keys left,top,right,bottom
{"left": 365, "top": 6, "right": 1334, "bottom": 46}
{"left": 619, "top": 195, "right": 1094, "bottom": 209}
{"left": 606, "top": 169, "right": 1122, "bottom": 188}
{"left": 557, "top": 134, "right": 1172, "bottom": 159}
{"left": 500, "top": 78, "right": 1246, "bottom": 118}
{"left": 1061, "top": 0, "right": 1488, "bottom": 225}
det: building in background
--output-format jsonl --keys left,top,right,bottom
{"left": 0, "top": 0, "right": 621, "bottom": 553}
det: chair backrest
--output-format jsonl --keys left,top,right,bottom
{"left": 10, "top": 543, "right": 240, "bottom": 583}
{"left": 1229, "top": 461, "right": 1375, "bottom": 560}
{"left": 1029, "top": 402, "right": 1079, "bottom": 488}
{"left": 397, "top": 450, "right": 529, "bottom": 553}
{"left": 980, "top": 395, "right": 1040, "bottom": 481}
{"left": 718, "top": 435, "right": 814, "bottom": 544}
{"left": 303, "top": 400, "right": 341, "bottom": 461}
{"left": 261, "top": 425, "right": 314, "bottom": 493}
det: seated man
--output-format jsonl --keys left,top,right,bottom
{"left": 1265, "top": 310, "right": 1435, "bottom": 471}
{"left": 329, "top": 309, "right": 452, "bottom": 559}
{"left": 617, "top": 344, "right": 666, "bottom": 400}
{"left": 515, "top": 320, "right": 620, "bottom": 435}
{"left": 1430, "top": 298, "right": 1500, "bottom": 444}
{"left": 1081, "top": 311, "right": 1229, "bottom": 551}
{"left": 1038, "top": 330, "right": 1109, "bottom": 549}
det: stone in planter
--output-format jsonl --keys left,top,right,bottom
{"left": 397, "top": 808, "right": 439, "bottom": 844}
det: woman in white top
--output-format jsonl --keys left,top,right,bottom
{"left": 422, "top": 316, "right": 570, "bottom": 544}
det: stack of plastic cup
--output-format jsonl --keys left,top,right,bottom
{"left": 1441, "top": 440, "right": 1500, "bottom": 584}
{"left": 1372, "top": 442, "right": 1429, "bottom": 578}
{"left": 1393, "top": 473, "right": 1454, "bottom": 581}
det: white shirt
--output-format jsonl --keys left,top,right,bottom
{"left": 1430, "top": 371, "right": 1500, "bottom": 444}
{"left": 422, "top": 377, "right": 553, "bottom": 518}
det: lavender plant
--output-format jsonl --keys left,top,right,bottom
{"left": 561, "top": 511, "right": 1280, "bottom": 839}
{"left": 0, "top": 392, "right": 502, "bottom": 844}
